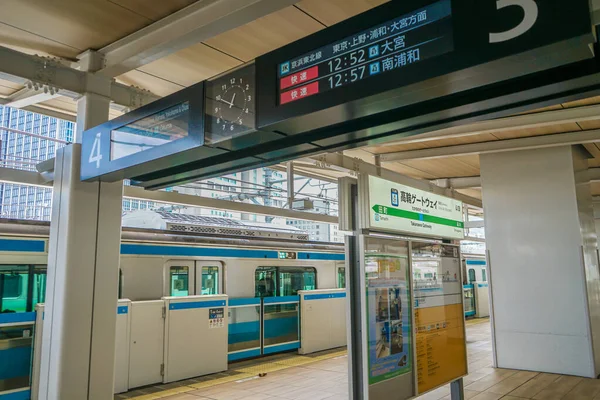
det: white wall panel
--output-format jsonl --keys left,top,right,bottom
{"left": 480, "top": 146, "right": 596, "bottom": 377}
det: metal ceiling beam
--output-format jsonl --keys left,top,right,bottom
{"left": 380, "top": 104, "right": 600, "bottom": 147}
{"left": 429, "top": 167, "right": 600, "bottom": 190}
{"left": 269, "top": 164, "right": 338, "bottom": 184}
{"left": 4, "top": 87, "right": 60, "bottom": 109}
{"left": 0, "top": 97, "right": 77, "bottom": 122}
{"left": 431, "top": 177, "right": 482, "bottom": 190}
{"left": 380, "top": 129, "right": 600, "bottom": 162}
{"left": 0, "top": 46, "right": 159, "bottom": 109}
{"left": 0, "top": 167, "right": 338, "bottom": 224}
{"left": 307, "top": 153, "right": 483, "bottom": 208}
{"left": 97, "top": 0, "right": 300, "bottom": 77}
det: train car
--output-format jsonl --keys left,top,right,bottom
{"left": 462, "top": 257, "right": 490, "bottom": 318}
{"left": 0, "top": 212, "right": 345, "bottom": 310}
{"left": 0, "top": 213, "right": 346, "bottom": 395}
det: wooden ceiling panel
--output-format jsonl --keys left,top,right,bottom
{"left": 399, "top": 158, "right": 480, "bottom": 178}
{"left": 38, "top": 96, "right": 122, "bottom": 121}
{"left": 203, "top": 7, "right": 325, "bottom": 62}
{"left": 491, "top": 122, "right": 581, "bottom": 140}
{"left": 456, "top": 188, "right": 482, "bottom": 200}
{"left": 366, "top": 141, "right": 429, "bottom": 154}
{"left": 383, "top": 162, "right": 437, "bottom": 180}
{"left": 577, "top": 120, "right": 600, "bottom": 130}
{"left": 367, "top": 133, "right": 499, "bottom": 154}
{"left": 454, "top": 154, "right": 480, "bottom": 169}
{"left": 137, "top": 43, "right": 242, "bottom": 88}
{"left": 0, "top": 79, "right": 22, "bottom": 97}
{"left": 0, "top": 22, "right": 80, "bottom": 59}
{"left": 117, "top": 70, "right": 185, "bottom": 97}
{"left": 516, "top": 103, "right": 563, "bottom": 115}
{"left": 296, "top": 0, "right": 389, "bottom": 26}
{"left": 562, "top": 95, "right": 600, "bottom": 108}
{"left": 0, "top": 0, "right": 151, "bottom": 52}
{"left": 109, "top": 0, "right": 198, "bottom": 21}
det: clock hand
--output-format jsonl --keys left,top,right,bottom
{"left": 230, "top": 93, "right": 236, "bottom": 109}
{"left": 219, "top": 98, "right": 233, "bottom": 107}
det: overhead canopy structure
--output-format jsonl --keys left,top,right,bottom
{"left": 2, "top": 0, "right": 600, "bottom": 202}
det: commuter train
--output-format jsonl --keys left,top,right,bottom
{"left": 0, "top": 211, "right": 488, "bottom": 319}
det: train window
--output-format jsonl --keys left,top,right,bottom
{"left": 255, "top": 267, "right": 317, "bottom": 297}
{"left": 2, "top": 275, "right": 22, "bottom": 298}
{"left": 169, "top": 266, "right": 189, "bottom": 297}
{"left": 482, "top": 270, "right": 487, "bottom": 282}
{"left": 32, "top": 267, "right": 47, "bottom": 306}
{"left": 337, "top": 267, "right": 346, "bottom": 289}
{"left": 201, "top": 266, "right": 220, "bottom": 295}
{"left": 0, "top": 265, "right": 37, "bottom": 313}
{"left": 468, "top": 268, "right": 476, "bottom": 283}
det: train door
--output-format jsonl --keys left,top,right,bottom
{"left": 195, "top": 261, "right": 224, "bottom": 295}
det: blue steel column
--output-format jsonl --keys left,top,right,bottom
{"left": 37, "top": 50, "right": 124, "bottom": 400}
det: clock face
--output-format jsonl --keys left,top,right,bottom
{"left": 205, "top": 64, "right": 256, "bottom": 144}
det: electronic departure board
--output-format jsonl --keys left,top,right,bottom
{"left": 257, "top": 0, "right": 594, "bottom": 137}
{"left": 277, "top": 1, "right": 452, "bottom": 105}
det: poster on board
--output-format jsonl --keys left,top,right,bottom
{"left": 366, "top": 175, "right": 464, "bottom": 240}
{"left": 364, "top": 236, "right": 415, "bottom": 399}
{"left": 412, "top": 243, "right": 467, "bottom": 393}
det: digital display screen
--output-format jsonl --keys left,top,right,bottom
{"left": 278, "top": 251, "right": 297, "bottom": 259}
{"left": 110, "top": 102, "right": 190, "bottom": 161}
{"left": 277, "top": 0, "right": 453, "bottom": 105}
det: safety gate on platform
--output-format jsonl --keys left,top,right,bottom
{"left": 0, "top": 312, "right": 35, "bottom": 400}
{"left": 227, "top": 296, "right": 300, "bottom": 361}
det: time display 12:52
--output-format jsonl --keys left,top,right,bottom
{"left": 327, "top": 49, "right": 369, "bottom": 88}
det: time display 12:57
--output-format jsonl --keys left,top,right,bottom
{"left": 326, "top": 49, "right": 368, "bottom": 89}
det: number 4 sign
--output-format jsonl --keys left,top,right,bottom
{"left": 88, "top": 132, "right": 103, "bottom": 168}
{"left": 489, "top": 0, "right": 539, "bottom": 43}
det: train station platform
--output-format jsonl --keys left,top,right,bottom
{"left": 114, "top": 318, "right": 600, "bottom": 400}
{"left": 112, "top": 318, "right": 600, "bottom": 400}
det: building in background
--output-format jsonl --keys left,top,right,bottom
{"left": 0, "top": 106, "right": 339, "bottom": 242}
{"left": 0, "top": 105, "right": 154, "bottom": 220}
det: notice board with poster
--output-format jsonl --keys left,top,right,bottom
{"left": 363, "top": 236, "right": 416, "bottom": 400}
{"left": 412, "top": 243, "right": 467, "bottom": 393}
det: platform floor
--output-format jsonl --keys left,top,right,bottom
{"left": 117, "top": 319, "right": 600, "bottom": 400}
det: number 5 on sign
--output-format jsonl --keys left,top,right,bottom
{"left": 89, "top": 132, "right": 103, "bottom": 168}
{"left": 489, "top": 0, "right": 539, "bottom": 43}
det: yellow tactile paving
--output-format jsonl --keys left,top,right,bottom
{"left": 124, "top": 348, "right": 348, "bottom": 399}
{"left": 466, "top": 317, "right": 490, "bottom": 326}
{"left": 122, "top": 320, "right": 494, "bottom": 400}
{"left": 188, "top": 373, "right": 254, "bottom": 389}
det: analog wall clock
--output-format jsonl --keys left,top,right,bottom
{"left": 205, "top": 64, "right": 256, "bottom": 144}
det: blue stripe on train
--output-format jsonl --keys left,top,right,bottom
{"left": 466, "top": 260, "right": 486, "bottom": 265}
{"left": 0, "top": 240, "right": 346, "bottom": 261}
{"left": 298, "top": 252, "right": 344, "bottom": 261}
{"left": 0, "top": 239, "right": 45, "bottom": 253}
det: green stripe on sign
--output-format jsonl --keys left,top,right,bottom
{"left": 372, "top": 205, "right": 464, "bottom": 228}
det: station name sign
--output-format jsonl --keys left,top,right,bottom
{"left": 365, "top": 176, "right": 464, "bottom": 240}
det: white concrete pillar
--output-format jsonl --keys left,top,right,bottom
{"left": 480, "top": 146, "right": 600, "bottom": 378}
{"left": 38, "top": 51, "right": 124, "bottom": 399}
